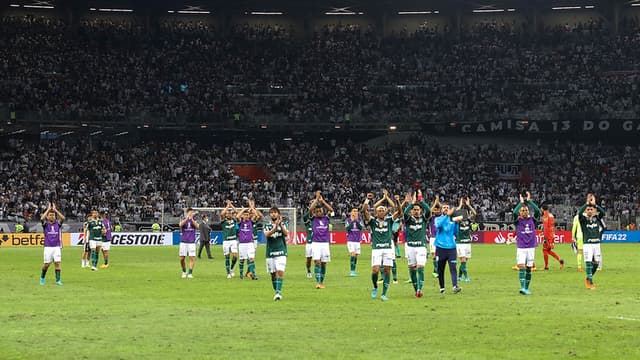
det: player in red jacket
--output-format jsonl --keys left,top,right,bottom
{"left": 541, "top": 205, "right": 564, "bottom": 270}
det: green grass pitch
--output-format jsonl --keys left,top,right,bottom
{"left": 1, "top": 244, "right": 639, "bottom": 359}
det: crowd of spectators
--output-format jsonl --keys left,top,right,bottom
{"left": 1, "top": 15, "right": 640, "bottom": 125}
{"left": 1, "top": 137, "right": 638, "bottom": 228}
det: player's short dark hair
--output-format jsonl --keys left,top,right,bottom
{"left": 541, "top": 204, "right": 549, "bottom": 211}
{"left": 270, "top": 207, "right": 280, "bottom": 214}
{"left": 186, "top": 207, "right": 194, "bottom": 212}
{"left": 585, "top": 204, "right": 596, "bottom": 209}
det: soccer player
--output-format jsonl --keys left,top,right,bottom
{"left": 264, "top": 207, "right": 289, "bottom": 300}
{"left": 577, "top": 194, "right": 606, "bottom": 289}
{"left": 513, "top": 192, "right": 541, "bottom": 295}
{"left": 237, "top": 200, "right": 263, "bottom": 280}
{"left": 390, "top": 196, "right": 402, "bottom": 284}
{"left": 197, "top": 214, "right": 213, "bottom": 259}
{"left": 346, "top": 207, "right": 364, "bottom": 277}
{"left": 456, "top": 197, "right": 476, "bottom": 282}
{"left": 81, "top": 214, "right": 91, "bottom": 268}
{"left": 302, "top": 202, "right": 314, "bottom": 278}
{"left": 179, "top": 207, "right": 199, "bottom": 278}
{"left": 427, "top": 197, "right": 441, "bottom": 278}
{"left": 393, "top": 194, "right": 403, "bottom": 259}
{"left": 310, "top": 191, "right": 334, "bottom": 289}
{"left": 221, "top": 200, "right": 239, "bottom": 278}
{"left": 571, "top": 214, "right": 584, "bottom": 272}
{"left": 100, "top": 211, "right": 112, "bottom": 269}
{"left": 541, "top": 205, "right": 564, "bottom": 270}
{"left": 39, "top": 203, "right": 65, "bottom": 286}
{"left": 87, "top": 210, "right": 106, "bottom": 271}
{"left": 403, "top": 190, "right": 430, "bottom": 297}
{"left": 435, "top": 200, "right": 464, "bottom": 294}
{"left": 363, "top": 190, "right": 400, "bottom": 301}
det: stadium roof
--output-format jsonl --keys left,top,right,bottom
{"left": 4, "top": 0, "right": 627, "bottom": 15}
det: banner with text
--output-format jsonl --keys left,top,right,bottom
{"left": 479, "top": 230, "right": 572, "bottom": 244}
{"left": 70, "top": 232, "right": 173, "bottom": 246}
{"left": 172, "top": 232, "right": 267, "bottom": 245}
{"left": 287, "top": 231, "right": 405, "bottom": 245}
{"left": 601, "top": 231, "right": 640, "bottom": 243}
{"left": 425, "top": 119, "right": 640, "bottom": 136}
{"left": 0, "top": 233, "right": 71, "bottom": 247}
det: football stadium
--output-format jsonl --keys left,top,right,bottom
{"left": 1, "top": 0, "right": 639, "bottom": 358}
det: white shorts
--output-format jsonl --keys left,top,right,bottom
{"left": 312, "top": 242, "right": 331, "bottom": 262}
{"left": 347, "top": 242, "right": 361, "bottom": 255}
{"left": 223, "top": 240, "right": 238, "bottom": 255}
{"left": 405, "top": 246, "right": 427, "bottom": 267}
{"left": 43, "top": 247, "right": 61, "bottom": 264}
{"left": 179, "top": 243, "right": 196, "bottom": 257}
{"left": 89, "top": 240, "right": 102, "bottom": 250}
{"left": 516, "top": 248, "right": 536, "bottom": 267}
{"left": 266, "top": 256, "right": 287, "bottom": 273}
{"left": 457, "top": 243, "right": 472, "bottom": 259}
{"left": 371, "top": 248, "right": 395, "bottom": 267}
{"left": 101, "top": 241, "right": 111, "bottom": 251}
{"left": 305, "top": 243, "right": 313, "bottom": 258}
{"left": 583, "top": 243, "right": 602, "bottom": 263}
{"left": 429, "top": 237, "right": 436, "bottom": 254}
{"left": 239, "top": 242, "right": 256, "bottom": 260}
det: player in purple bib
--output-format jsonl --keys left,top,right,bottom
{"left": 100, "top": 211, "right": 112, "bottom": 268}
{"left": 346, "top": 208, "right": 364, "bottom": 277}
{"left": 309, "top": 191, "right": 334, "bottom": 289}
{"left": 236, "top": 200, "right": 263, "bottom": 280}
{"left": 179, "top": 208, "right": 199, "bottom": 278}
{"left": 513, "top": 191, "right": 541, "bottom": 295}
{"left": 39, "top": 202, "right": 65, "bottom": 286}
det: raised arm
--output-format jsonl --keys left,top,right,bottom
{"left": 362, "top": 196, "right": 371, "bottom": 223}
{"left": 248, "top": 200, "right": 263, "bottom": 221}
{"left": 221, "top": 200, "right": 237, "bottom": 218}
{"left": 309, "top": 191, "right": 321, "bottom": 214}
{"left": 528, "top": 200, "right": 541, "bottom": 219}
{"left": 52, "top": 203, "right": 65, "bottom": 223}
{"left": 417, "top": 190, "right": 431, "bottom": 215}
{"left": 513, "top": 195, "right": 524, "bottom": 221}
{"left": 319, "top": 195, "right": 334, "bottom": 214}
{"left": 589, "top": 194, "right": 606, "bottom": 218}
{"left": 465, "top": 197, "right": 477, "bottom": 219}
{"left": 431, "top": 195, "right": 440, "bottom": 215}
{"left": 40, "top": 203, "right": 52, "bottom": 222}
{"left": 383, "top": 189, "right": 395, "bottom": 209}
{"left": 403, "top": 193, "right": 413, "bottom": 217}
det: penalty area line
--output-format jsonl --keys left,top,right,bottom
{"left": 608, "top": 316, "right": 640, "bottom": 321}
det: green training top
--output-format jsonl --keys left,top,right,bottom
{"left": 264, "top": 221, "right": 288, "bottom": 258}
{"left": 221, "top": 219, "right": 238, "bottom": 240}
{"left": 87, "top": 219, "right": 104, "bottom": 241}
{"left": 368, "top": 216, "right": 394, "bottom": 249}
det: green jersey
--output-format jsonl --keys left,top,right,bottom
{"left": 303, "top": 211, "right": 313, "bottom": 244}
{"left": 403, "top": 202, "right": 430, "bottom": 247}
{"left": 368, "top": 216, "right": 394, "bottom": 249}
{"left": 221, "top": 219, "right": 238, "bottom": 240}
{"left": 578, "top": 204, "right": 606, "bottom": 244}
{"left": 456, "top": 212, "right": 473, "bottom": 244}
{"left": 264, "top": 221, "right": 288, "bottom": 258}
{"left": 87, "top": 219, "right": 104, "bottom": 241}
{"left": 253, "top": 221, "right": 263, "bottom": 241}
